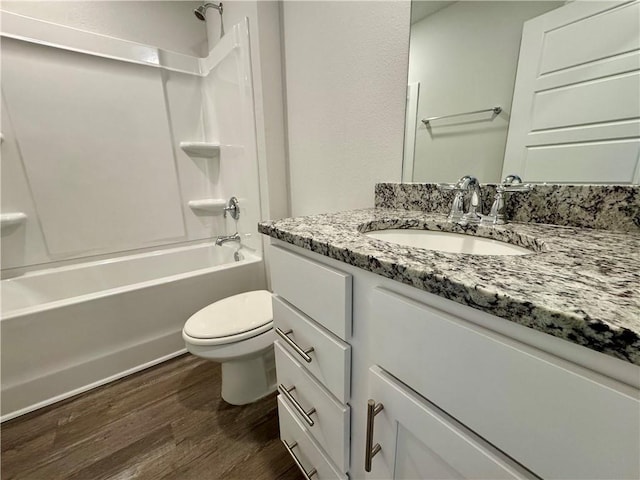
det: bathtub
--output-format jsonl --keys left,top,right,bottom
{"left": 0, "top": 242, "right": 266, "bottom": 421}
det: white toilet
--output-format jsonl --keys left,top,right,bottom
{"left": 182, "top": 290, "right": 276, "bottom": 405}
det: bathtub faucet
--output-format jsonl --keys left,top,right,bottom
{"left": 216, "top": 232, "right": 241, "bottom": 246}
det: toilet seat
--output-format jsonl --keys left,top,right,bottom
{"left": 183, "top": 290, "right": 273, "bottom": 346}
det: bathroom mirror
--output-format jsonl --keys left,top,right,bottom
{"left": 403, "top": 0, "right": 640, "bottom": 184}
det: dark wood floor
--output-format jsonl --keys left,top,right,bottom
{"left": 1, "top": 354, "right": 303, "bottom": 480}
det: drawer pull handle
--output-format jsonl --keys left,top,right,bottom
{"left": 365, "top": 399, "right": 384, "bottom": 472}
{"left": 282, "top": 440, "right": 317, "bottom": 480}
{"left": 276, "top": 327, "right": 314, "bottom": 363}
{"left": 278, "top": 384, "right": 317, "bottom": 427}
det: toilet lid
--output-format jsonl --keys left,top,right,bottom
{"left": 184, "top": 290, "right": 273, "bottom": 339}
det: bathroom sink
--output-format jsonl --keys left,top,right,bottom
{"left": 365, "top": 229, "right": 534, "bottom": 256}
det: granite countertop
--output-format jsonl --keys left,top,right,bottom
{"left": 258, "top": 208, "right": 640, "bottom": 366}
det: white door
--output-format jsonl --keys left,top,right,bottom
{"left": 364, "top": 366, "right": 535, "bottom": 480}
{"left": 402, "top": 82, "right": 420, "bottom": 181}
{"left": 502, "top": 0, "right": 640, "bottom": 183}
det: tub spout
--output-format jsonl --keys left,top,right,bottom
{"left": 216, "top": 232, "right": 240, "bottom": 246}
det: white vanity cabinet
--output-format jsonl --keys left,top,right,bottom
{"left": 366, "top": 366, "right": 533, "bottom": 479}
{"left": 268, "top": 241, "right": 640, "bottom": 480}
{"left": 269, "top": 244, "right": 352, "bottom": 339}
{"left": 269, "top": 244, "right": 353, "bottom": 478}
{"left": 278, "top": 396, "right": 348, "bottom": 480}
{"left": 366, "top": 287, "right": 640, "bottom": 480}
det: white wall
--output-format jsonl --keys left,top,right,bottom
{"left": 282, "top": 1, "right": 410, "bottom": 216}
{"left": 0, "top": 1, "right": 207, "bottom": 57}
{"left": 409, "top": 1, "right": 562, "bottom": 184}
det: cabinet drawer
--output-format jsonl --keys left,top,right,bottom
{"left": 269, "top": 245, "right": 352, "bottom": 340}
{"left": 370, "top": 287, "right": 640, "bottom": 480}
{"left": 275, "top": 341, "right": 350, "bottom": 472}
{"left": 273, "top": 295, "right": 351, "bottom": 403}
{"left": 278, "top": 396, "right": 348, "bottom": 479}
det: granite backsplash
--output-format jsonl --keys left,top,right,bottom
{"left": 375, "top": 183, "right": 640, "bottom": 232}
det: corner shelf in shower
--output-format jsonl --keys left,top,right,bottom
{"left": 179, "top": 142, "right": 220, "bottom": 158}
{"left": 1, "top": 212, "right": 27, "bottom": 229}
{"left": 188, "top": 199, "right": 226, "bottom": 213}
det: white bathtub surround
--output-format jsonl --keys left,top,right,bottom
{"left": 0, "top": 1, "right": 207, "bottom": 58}
{"left": 1, "top": 242, "right": 266, "bottom": 421}
{"left": 1, "top": 12, "right": 264, "bottom": 267}
{"left": 179, "top": 141, "right": 221, "bottom": 158}
{"left": 203, "top": 0, "right": 290, "bottom": 225}
{"left": 187, "top": 198, "right": 227, "bottom": 214}
{"left": 199, "top": 20, "right": 263, "bottom": 255}
{"left": 0, "top": 212, "right": 27, "bottom": 229}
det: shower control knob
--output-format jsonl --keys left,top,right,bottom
{"left": 224, "top": 196, "right": 240, "bottom": 220}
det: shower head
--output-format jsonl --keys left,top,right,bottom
{"left": 194, "top": 2, "right": 223, "bottom": 21}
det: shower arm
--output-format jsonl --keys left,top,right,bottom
{"left": 194, "top": 3, "right": 224, "bottom": 37}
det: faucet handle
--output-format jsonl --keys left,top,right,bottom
{"left": 436, "top": 182, "right": 462, "bottom": 192}
{"left": 503, "top": 174, "right": 522, "bottom": 185}
{"left": 500, "top": 174, "right": 531, "bottom": 193}
{"left": 503, "top": 183, "right": 532, "bottom": 193}
{"left": 448, "top": 191, "right": 465, "bottom": 222}
{"left": 461, "top": 190, "right": 482, "bottom": 224}
{"left": 482, "top": 176, "right": 531, "bottom": 225}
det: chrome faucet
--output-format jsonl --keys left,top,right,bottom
{"left": 483, "top": 175, "right": 531, "bottom": 225}
{"left": 438, "top": 175, "right": 483, "bottom": 225}
{"left": 215, "top": 232, "right": 241, "bottom": 246}
{"left": 440, "top": 175, "right": 531, "bottom": 226}
{"left": 449, "top": 190, "right": 466, "bottom": 223}
{"left": 445, "top": 176, "right": 469, "bottom": 223}
{"left": 456, "top": 176, "right": 482, "bottom": 225}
